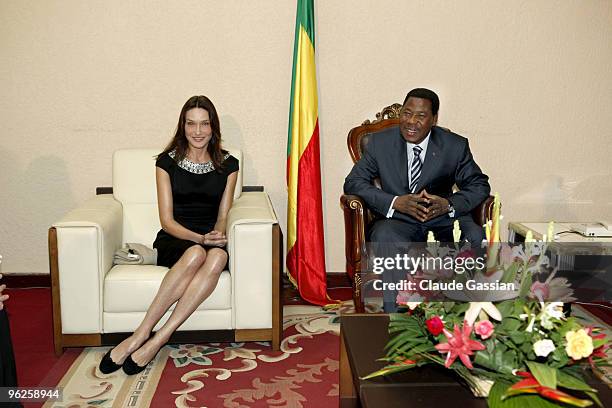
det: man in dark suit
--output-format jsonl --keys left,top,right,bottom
{"left": 343, "top": 88, "right": 491, "bottom": 311}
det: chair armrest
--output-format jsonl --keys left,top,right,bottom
{"left": 50, "top": 195, "right": 123, "bottom": 333}
{"left": 340, "top": 194, "right": 370, "bottom": 278}
{"left": 226, "top": 192, "right": 278, "bottom": 330}
{"left": 470, "top": 195, "right": 495, "bottom": 227}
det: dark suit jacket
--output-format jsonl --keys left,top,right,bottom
{"left": 343, "top": 125, "right": 490, "bottom": 227}
{"left": 1, "top": 309, "right": 19, "bottom": 390}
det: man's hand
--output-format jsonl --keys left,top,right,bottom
{"left": 393, "top": 192, "right": 430, "bottom": 222}
{"left": 201, "top": 231, "right": 228, "bottom": 248}
{"left": 0, "top": 274, "right": 9, "bottom": 311}
{"left": 393, "top": 190, "right": 450, "bottom": 222}
{"left": 420, "top": 190, "right": 450, "bottom": 222}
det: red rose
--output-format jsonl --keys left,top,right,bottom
{"left": 426, "top": 316, "right": 444, "bottom": 336}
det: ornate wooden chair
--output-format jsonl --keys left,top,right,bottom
{"left": 340, "top": 103, "right": 495, "bottom": 312}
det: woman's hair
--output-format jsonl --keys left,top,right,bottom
{"left": 160, "top": 95, "right": 226, "bottom": 170}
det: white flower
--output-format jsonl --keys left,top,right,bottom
{"left": 406, "top": 301, "right": 422, "bottom": 310}
{"left": 464, "top": 302, "right": 502, "bottom": 326}
{"left": 520, "top": 312, "right": 537, "bottom": 332}
{"left": 452, "top": 220, "right": 462, "bottom": 243}
{"left": 526, "top": 315, "right": 536, "bottom": 333}
{"left": 543, "top": 302, "right": 564, "bottom": 319}
{"left": 533, "top": 339, "right": 555, "bottom": 357}
{"left": 539, "top": 302, "right": 565, "bottom": 329}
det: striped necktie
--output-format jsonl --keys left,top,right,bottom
{"left": 409, "top": 146, "right": 422, "bottom": 193}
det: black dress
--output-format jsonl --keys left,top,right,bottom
{"left": 153, "top": 150, "right": 239, "bottom": 268}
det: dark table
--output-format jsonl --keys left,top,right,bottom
{"left": 339, "top": 314, "right": 611, "bottom": 408}
{"left": 340, "top": 314, "right": 486, "bottom": 407}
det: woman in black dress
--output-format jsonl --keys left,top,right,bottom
{"left": 99, "top": 95, "right": 239, "bottom": 375}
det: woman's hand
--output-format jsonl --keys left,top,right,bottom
{"left": 0, "top": 274, "right": 9, "bottom": 311}
{"left": 200, "top": 231, "right": 227, "bottom": 247}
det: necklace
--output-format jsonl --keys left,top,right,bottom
{"left": 169, "top": 150, "right": 230, "bottom": 174}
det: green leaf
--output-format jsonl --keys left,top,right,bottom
{"left": 558, "top": 317, "right": 580, "bottom": 337}
{"left": 452, "top": 302, "right": 470, "bottom": 315}
{"left": 473, "top": 345, "right": 517, "bottom": 376}
{"left": 402, "top": 343, "right": 435, "bottom": 356}
{"left": 501, "top": 263, "right": 520, "bottom": 283}
{"left": 496, "top": 300, "right": 514, "bottom": 317}
{"left": 443, "top": 302, "right": 455, "bottom": 313}
{"left": 554, "top": 350, "right": 569, "bottom": 367}
{"left": 500, "top": 351, "right": 518, "bottom": 375}
{"left": 584, "top": 391, "right": 603, "bottom": 408}
{"left": 384, "top": 330, "right": 426, "bottom": 355}
{"left": 512, "top": 299, "right": 526, "bottom": 316}
{"left": 361, "top": 362, "right": 415, "bottom": 380}
{"left": 519, "top": 273, "right": 532, "bottom": 298}
{"left": 592, "top": 338, "right": 606, "bottom": 349}
{"left": 526, "top": 361, "right": 557, "bottom": 389}
{"left": 497, "top": 336, "right": 522, "bottom": 355}
{"left": 510, "top": 332, "right": 526, "bottom": 345}
{"left": 500, "top": 317, "right": 522, "bottom": 332}
{"left": 520, "top": 341, "right": 532, "bottom": 354}
{"left": 556, "top": 370, "right": 596, "bottom": 393}
{"left": 389, "top": 313, "right": 415, "bottom": 323}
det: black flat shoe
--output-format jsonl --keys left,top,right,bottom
{"left": 122, "top": 348, "right": 160, "bottom": 376}
{"left": 99, "top": 348, "right": 123, "bottom": 374}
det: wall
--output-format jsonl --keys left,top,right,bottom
{"left": 1, "top": 0, "right": 611, "bottom": 274}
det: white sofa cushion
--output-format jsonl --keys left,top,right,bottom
{"left": 104, "top": 265, "right": 231, "bottom": 312}
{"left": 103, "top": 309, "right": 233, "bottom": 333}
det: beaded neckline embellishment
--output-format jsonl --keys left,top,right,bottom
{"left": 169, "top": 150, "right": 230, "bottom": 174}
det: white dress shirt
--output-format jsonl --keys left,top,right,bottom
{"left": 386, "top": 132, "right": 431, "bottom": 218}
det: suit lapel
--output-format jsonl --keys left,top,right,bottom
{"left": 415, "top": 127, "right": 442, "bottom": 193}
{"left": 393, "top": 130, "right": 409, "bottom": 191}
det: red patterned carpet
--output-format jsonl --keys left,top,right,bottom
{"left": 6, "top": 285, "right": 349, "bottom": 408}
{"left": 35, "top": 305, "right": 342, "bottom": 408}
{"left": 151, "top": 307, "right": 340, "bottom": 407}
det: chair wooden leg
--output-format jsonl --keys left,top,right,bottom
{"left": 49, "top": 227, "right": 64, "bottom": 356}
{"left": 272, "top": 224, "right": 283, "bottom": 351}
{"left": 352, "top": 272, "right": 365, "bottom": 313}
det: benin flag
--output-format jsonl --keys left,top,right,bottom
{"left": 286, "top": 0, "right": 329, "bottom": 306}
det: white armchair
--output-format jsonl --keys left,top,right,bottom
{"left": 49, "top": 148, "right": 282, "bottom": 355}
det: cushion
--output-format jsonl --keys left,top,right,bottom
{"left": 103, "top": 265, "right": 231, "bottom": 312}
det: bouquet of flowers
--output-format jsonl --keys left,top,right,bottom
{"left": 364, "top": 195, "right": 610, "bottom": 407}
